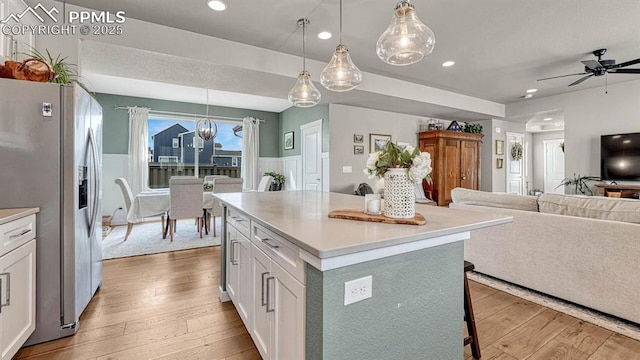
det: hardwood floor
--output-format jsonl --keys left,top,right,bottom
{"left": 15, "top": 247, "right": 640, "bottom": 359}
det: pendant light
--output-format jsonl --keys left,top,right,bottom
{"left": 320, "top": 0, "right": 362, "bottom": 92}
{"left": 196, "top": 89, "right": 218, "bottom": 141}
{"left": 288, "top": 18, "right": 322, "bottom": 107}
{"left": 376, "top": 0, "right": 435, "bottom": 66}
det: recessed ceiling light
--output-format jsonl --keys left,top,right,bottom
{"left": 623, "top": 139, "right": 631, "bottom": 144}
{"left": 442, "top": 61, "right": 455, "bottom": 67}
{"left": 543, "top": 117, "right": 552, "bottom": 121}
{"left": 526, "top": 88, "right": 538, "bottom": 93}
{"left": 317, "top": 31, "right": 332, "bottom": 40}
{"left": 524, "top": 94, "right": 533, "bottom": 99}
{"left": 207, "top": 0, "right": 227, "bottom": 11}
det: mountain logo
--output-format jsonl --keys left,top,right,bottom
{"left": 0, "top": 3, "right": 59, "bottom": 24}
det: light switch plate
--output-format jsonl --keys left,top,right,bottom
{"left": 344, "top": 275, "right": 372, "bottom": 305}
{"left": 342, "top": 166, "right": 353, "bottom": 173}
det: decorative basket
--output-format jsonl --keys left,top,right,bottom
{"left": 383, "top": 168, "right": 416, "bottom": 218}
{"left": 2, "top": 58, "right": 55, "bottom": 82}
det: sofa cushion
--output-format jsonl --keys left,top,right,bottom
{"left": 450, "top": 188, "right": 539, "bottom": 212}
{"left": 538, "top": 193, "right": 640, "bottom": 223}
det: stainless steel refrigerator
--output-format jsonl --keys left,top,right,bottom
{"left": 0, "top": 78, "right": 103, "bottom": 345}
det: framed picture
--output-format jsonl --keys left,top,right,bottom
{"left": 370, "top": 133, "right": 391, "bottom": 153}
{"left": 284, "top": 131, "right": 294, "bottom": 150}
{"left": 354, "top": 134, "right": 364, "bottom": 143}
{"left": 354, "top": 145, "right": 364, "bottom": 155}
{"left": 396, "top": 141, "right": 410, "bottom": 150}
{"left": 496, "top": 140, "right": 504, "bottom": 155}
{"left": 496, "top": 158, "right": 504, "bottom": 169}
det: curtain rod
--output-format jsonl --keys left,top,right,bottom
{"left": 113, "top": 106, "right": 265, "bottom": 122}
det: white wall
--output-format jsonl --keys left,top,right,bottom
{"left": 328, "top": 104, "right": 424, "bottom": 194}
{"left": 507, "top": 79, "right": 640, "bottom": 182}
{"left": 532, "top": 131, "right": 564, "bottom": 191}
{"left": 479, "top": 119, "right": 528, "bottom": 192}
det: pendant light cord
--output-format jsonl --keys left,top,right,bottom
{"left": 205, "top": 89, "right": 209, "bottom": 118}
{"left": 302, "top": 21, "right": 307, "bottom": 71}
{"left": 339, "top": 0, "right": 343, "bottom": 44}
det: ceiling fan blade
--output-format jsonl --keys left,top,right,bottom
{"left": 609, "top": 69, "right": 640, "bottom": 74}
{"left": 612, "top": 58, "right": 640, "bottom": 68}
{"left": 537, "top": 72, "right": 587, "bottom": 81}
{"left": 581, "top": 60, "right": 602, "bottom": 70}
{"left": 568, "top": 74, "right": 594, "bottom": 86}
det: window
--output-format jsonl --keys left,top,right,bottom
{"left": 147, "top": 117, "right": 243, "bottom": 188}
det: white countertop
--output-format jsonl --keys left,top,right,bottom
{"left": 214, "top": 191, "right": 511, "bottom": 259}
{"left": 0, "top": 208, "right": 40, "bottom": 225}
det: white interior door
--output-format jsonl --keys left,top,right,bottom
{"left": 544, "top": 139, "right": 565, "bottom": 194}
{"left": 301, "top": 120, "right": 322, "bottom": 191}
{"left": 506, "top": 132, "right": 524, "bottom": 195}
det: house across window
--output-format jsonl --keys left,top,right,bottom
{"left": 158, "top": 156, "right": 179, "bottom": 163}
{"left": 232, "top": 157, "right": 238, "bottom": 167}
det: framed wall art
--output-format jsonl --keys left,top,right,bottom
{"left": 354, "top": 134, "right": 364, "bottom": 143}
{"left": 284, "top": 131, "right": 294, "bottom": 150}
{"left": 370, "top": 133, "right": 391, "bottom": 153}
{"left": 354, "top": 145, "right": 364, "bottom": 155}
{"left": 495, "top": 140, "right": 504, "bottom": 155}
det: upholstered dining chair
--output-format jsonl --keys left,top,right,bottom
{"left": 115, "top": 177, "right": 165, "bottom": 241}
{"left": 204, "top": 175, "right": 229, "bottom": 182}
{"left": 167, "top": 176, "right": 204, "bottom": 241}
{"left": 256, "top": 175, "right": 273, "bottom": 192}
{"left": 208, "top": 177, "right": 243, "bottom": 236}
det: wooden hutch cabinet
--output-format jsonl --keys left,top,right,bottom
{"left": 419, "top": 130, "right": 483, "bottom": 206}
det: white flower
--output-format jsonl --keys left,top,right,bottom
{"left": 404, "top": 145, "right": 415, "bottom": 154}
{"left": 365, "top": 152, "right": 380, "bottom": 170}
{"left": 408, "top": 167, "right": 424, "bottom": 183}
{"left": 412, "top": 155, "right": 423, "bottom": 167}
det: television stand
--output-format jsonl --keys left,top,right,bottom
{"left": 594, "top": 184, "right": 640, "bottom": 199}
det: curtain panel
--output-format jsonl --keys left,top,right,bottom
{"left": 128, "top": 107, "right": 150, "bottom": 195}
{"left": 241, "top": 117, "right": 260, "bottom": 190}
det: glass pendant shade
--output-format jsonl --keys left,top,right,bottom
{"left": 376, "top": 1, "right": 435, "bottom": 66}
{"left": 288, "top": 70, "right": 322, "bottom": 107}
{"left": 196, "top": 117, "right": 218, "bottom": 141}
{"left": 321, "top": 45, "right": 362, "bottom": 92}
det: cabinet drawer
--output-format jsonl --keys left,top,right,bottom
{"left": 227, "top": 208, "right": 250, "bottom": 238}
{"left": 0, "top": 214, "right": 36, "bottom": 257}
{"left": 252, "top": 223, "right": 305, "bottom": 285}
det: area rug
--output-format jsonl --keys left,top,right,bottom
{"left": 102, "top": 219, "right": 221, "bottom": 260}
{"left": 468, "top": 272, "right": 640, "bottom": 341}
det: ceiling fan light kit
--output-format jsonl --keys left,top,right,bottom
{"left": 320, "top": 0, "right": 362, "bottom": 92}
{"left": 288, "top": 18, "right": 322, "bottom": 107}
{"left": 538, "top": 48, "right": 640, "bottom": 87}
{"left": 376, "top": 0, "right": 435, "bottom": 66}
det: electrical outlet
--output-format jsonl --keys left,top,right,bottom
{"left": 344, "top": 275, "right": 372, "bottom": 305}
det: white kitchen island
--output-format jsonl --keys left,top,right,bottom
{"left": 214, "top": 191, "right": 511, "bottom": 360}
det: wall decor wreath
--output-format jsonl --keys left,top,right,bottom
{"left": 511, "top": 142, "right": 523, "bottom": 161}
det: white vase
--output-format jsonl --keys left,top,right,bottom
{"left": 383, "top": 168, "right": 415, "bottom": 218}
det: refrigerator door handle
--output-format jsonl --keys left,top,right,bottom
{"left": 88, "top": 129, "right": 100, "bottom": 239}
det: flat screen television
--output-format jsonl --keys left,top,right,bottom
{"left": 601, "top": 132, "right": 640, "bottom": 181}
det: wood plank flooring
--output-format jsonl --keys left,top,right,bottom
{"left": 15, "top": 247, "right": 640, "bottom": 359}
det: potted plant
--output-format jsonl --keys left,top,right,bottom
{"left": 265, "top": 171, "right": 285, "bottom": 191}
{"left": 556, "top": 173, "right": 600, "bottom": 195}
{"left": 463, "top": 122, "right": 483, "bottom": 134}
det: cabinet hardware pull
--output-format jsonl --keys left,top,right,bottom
{"left": 266, "top": 276, "right": 275, "bottom": 313}
{"left": 262, "top": 238, "right": 279, "bottom": 249}
{"left": 9, "top": 229, "right": 30, "bottom": 239}
{"left": 261, "top": 272, "right": 269, "bottom": 306}
{"left": 230, "top": 240, "right": 238, "bottom": 265}
{"left": 0, "top": 272, "right": 9, "bottom": 309}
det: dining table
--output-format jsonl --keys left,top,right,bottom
{"left": 127, "top": 189, "right": 217, "bottom": 234}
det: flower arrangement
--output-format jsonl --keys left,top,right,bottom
{"left": 363, "top": 141, "right": 432, "bottom": 183}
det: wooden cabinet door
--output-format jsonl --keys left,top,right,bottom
{"left": 460, "top": 140, "right": 479, "bottom": 190}
{"left": 250, "top": 245, "right": 272, "bottom": 360}
{"left": 442, "top": 140, "right": 461, "bottom": 205}
{"left": 271, "top": 262, "right": 305, "bottom": 360}
{"left": 0, "top": 240, "right": 36, "bottom": 360}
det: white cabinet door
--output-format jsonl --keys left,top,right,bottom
{"left": 226, "top": 225, "right": 239, "bottom": 304}
{"left": 0, "top": 239, "right": 36, "bottom": 360}
{"left": 235, "top": 231, "right": 252, "bottom": 328}
{"left": 250, "top": 245, "right": 271, "bottom": 360}
{"left": 271, "top": 261, "right": 306, "bottom": 360}
{"left": 4, "top": 0, "right": 36, "bottom": 61}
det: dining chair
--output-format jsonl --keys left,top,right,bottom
{"left": 167, "top": 176, "right": 204, "bottom": 241}
{"left": 208, "top": 177, "right": 243, "bottom": 236}
{"left": 256, "top": 175, "right": 273, "bottom": 192}
{"left": 204, "top": 175, "right": 229, "bottom": 182}
{"left": 115, "top": 177, "right": 165, "bottom": 241}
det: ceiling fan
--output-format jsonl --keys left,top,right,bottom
{"left": 537, "top": 49, "right": 640, "bottom": 86}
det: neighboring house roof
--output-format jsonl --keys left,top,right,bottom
{"left": 151, "top": 123, "right": 189, "bottom": 139}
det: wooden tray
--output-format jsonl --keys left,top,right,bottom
{"left": 328, "top": 209, "right": 426, "bottom": 225}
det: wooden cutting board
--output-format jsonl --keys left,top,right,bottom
{"left": 328, "top": 209, "right": 426, "bottom": 225}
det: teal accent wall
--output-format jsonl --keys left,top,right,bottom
{"left": 306, "top": 242, "right": 463, "bottom": 360}
{"left": 96, "top": 93, "right": 280, "bottom": 156}
{"left": 278, "top": 104, "right": 329, "bottom": 157}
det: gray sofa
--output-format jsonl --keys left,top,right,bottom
{"left": 450, "top": 187, "right": 640, "bottom": 325}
